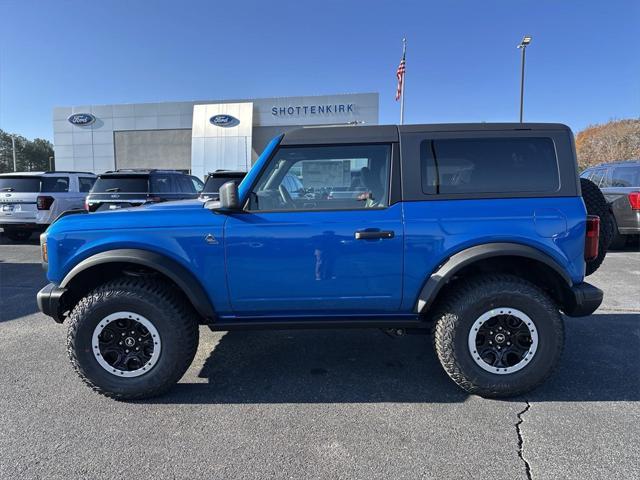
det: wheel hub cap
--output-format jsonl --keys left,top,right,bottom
{"left": 91, "top": 312, "right": 161, "bottom": 378}
{"left": 468, "top": 308, "right": 538, "bottom": 375}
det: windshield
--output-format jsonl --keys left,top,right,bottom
{"left": 92, "top": 176, "right": 149, "bottom": 194}
{"left": 0, "top": 176, "right": 42, "bottom": 192}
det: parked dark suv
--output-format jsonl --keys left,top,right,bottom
{"left": 86, "top": 170, "right": 204, "bottom": 212}
{"left": 199, "top": 170, "right": 246, "bottom": 201}
{"left": 581, "top": 160, "right": 640, "bottom": 248}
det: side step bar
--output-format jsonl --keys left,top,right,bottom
{"left": 207, "top": 315, "right": 429, "bottom": 332}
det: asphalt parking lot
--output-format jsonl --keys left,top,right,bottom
{"left": 1, "top": 234, "right": 639, "bottom": 480}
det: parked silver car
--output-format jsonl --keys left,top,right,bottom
{"left": 0, "top": 171, "right": 96, "bottom": 241}
{"left": 581, "top": 160, "right": 640, "bottom": 248}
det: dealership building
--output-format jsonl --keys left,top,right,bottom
{"left": 52, "top": 93, "right": 379, "bottom": 179}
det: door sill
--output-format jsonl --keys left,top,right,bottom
{"left": 207, "top": 314, "right": 426, "bottom": 331}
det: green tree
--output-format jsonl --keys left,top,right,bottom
{"left": 0, "top": 129, "right": 54, "bottom": 173}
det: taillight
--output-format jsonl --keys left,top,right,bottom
{"left": 628, "top": 192, "right": 640, "bottom": 210}
{"left": 585, "top": 215, "right": 600, "bottom": 261}
{"left": 37, "top": 196, "right": 54, "bottom": 210}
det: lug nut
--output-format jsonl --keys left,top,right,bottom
{"left": 125, "top": 349, "right": 129, "bottom": 353}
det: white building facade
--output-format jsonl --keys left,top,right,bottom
{"left": 52, "top": 93, "right": 379, "bottom": 178}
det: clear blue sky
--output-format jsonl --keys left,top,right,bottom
{"left": 0, "top": 0, "right": 638, "bottom": 141}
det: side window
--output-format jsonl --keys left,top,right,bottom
{"left": 611, "top": 166, "right": 640, "bottom": 187}
{"left": 420, "top": 137, "right": 559, "bottom": 195}
{"left": 599, "top": 168, "right": 613, "bottom": 188}
{"left": 176, "top": 175, "right": 196, "bottom": 194}
{"left": 248, "top": 144, "right": 391, "bottom": 211}
{"left": 190, "top": 176, "right": 204, "bottom": 193}
{"left": 41, "top": 177, "right": 69, "bottom": 193}
{"left": 150, "top": 175, "right": 172, "bottom": 193}
{"left": 590, "top": 169, "right": 605, "bottom": 186}
{"left": 79, "top": 177, "right": 96, "bottom": 193}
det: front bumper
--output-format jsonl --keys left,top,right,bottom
{"left": 562, "top": 282, "right": 603, "bottom": 317}
{"left": 36, "top": 283, "right": 68, "bottom": 323}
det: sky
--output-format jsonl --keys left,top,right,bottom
{"left": 0, "top": 0, "right": 638, "bottom": 141}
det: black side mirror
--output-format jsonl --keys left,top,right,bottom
{"left": 219, "top": 181, "right": 240, "bottom": 210}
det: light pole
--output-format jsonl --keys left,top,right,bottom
{"left": 517, "top": 35, "right": 532, "bottom": 123}
{"left": 11, "top": 135, "right": 17, "bottom": 171}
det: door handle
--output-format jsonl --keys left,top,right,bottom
{"left": 354, "top": 230, "right": 395, "bottom": 240}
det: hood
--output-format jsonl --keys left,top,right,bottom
{"left": 47, "top": 199, "right": 222, "bottom": 234}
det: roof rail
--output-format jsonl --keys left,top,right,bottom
{"left": 44, "top": 171, "right": 96, "bottom": 175}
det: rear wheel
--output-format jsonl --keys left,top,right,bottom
{"left": 3, "top": 228, "right": 32, "bottom": 241}
{"left": 433, "top": 275, "right": 564, "bottom": 398}
{"left": 67, "top": 277, "right": 199, "bottom": 400}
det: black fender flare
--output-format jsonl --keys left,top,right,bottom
{"left": 414, "top": 242, "right": 573, "bottom": 313}
{"left": 60, "top": 248, "right": 216, "bottom": 321}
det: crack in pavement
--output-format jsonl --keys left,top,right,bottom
{"left": 516, "top": 401, "right": 532, "bottom": 480}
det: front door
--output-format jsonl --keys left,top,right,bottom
{"left": 224, "top": 143, "right": 403, "bottom": 316}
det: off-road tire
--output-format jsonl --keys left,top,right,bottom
{"left": 66, "top": 277, "right": 199, "bottom": 400}
{"left": 3, "top": 228, "right": 32, "bottom": 241}
{"left": 433, "top": 274, "right": 564, "bottom": 398}
{"left": 581, "top": 177, "right": 613, "bottom": 275}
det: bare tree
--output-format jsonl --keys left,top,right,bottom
{"left": 575, "top": 119, "right": 640, "bottom": 170}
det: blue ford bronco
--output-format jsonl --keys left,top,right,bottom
{"left": 37, "top": 123, "right": 604, "bottom": 400}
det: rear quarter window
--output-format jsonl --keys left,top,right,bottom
{"left": 421, "top": 137, "right": 559, "bottom": 195}
{"left": 611, "top": 166, "right": 640, "bottom": 187}
{"left": 79, "top": 177, "right": 96, "bottom": 193}
{"left": 41, "top": 177, "right": 69, "bottom": 193}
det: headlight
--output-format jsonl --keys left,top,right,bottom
{"left": 40, "top": 233, "right": 48, "bottom": 264}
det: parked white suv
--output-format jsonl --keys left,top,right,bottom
{"left": 0, "top": 171, "right": 96, "bottom": 241}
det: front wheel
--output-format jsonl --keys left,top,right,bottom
{"left": 66, "top": 277, "right": 199, "bottom": 400}
{"left": 433, "top": 275, "right": 564, "bottom": 398}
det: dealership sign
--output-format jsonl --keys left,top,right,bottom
{"left": 210, "top": 114, "right": 239, "bottom": 127}
{"left": 271, "top": 103, "right": 354, "bottom": 116}
{"left": 67, "top": 113, "right": 96, "bottom": 126}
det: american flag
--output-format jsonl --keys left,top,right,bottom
{"left": 395, "top": 54, "right": 406, "bottom": 101}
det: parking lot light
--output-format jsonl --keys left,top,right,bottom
{"left": 517, "top": 35, "right": 533, "bottom": 123}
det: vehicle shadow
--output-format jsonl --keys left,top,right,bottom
{"left": 0, "top": 232, "right": 40, "bottom": 246}
{"left": 149, "top": 312, "right": 640, "bottom": 404}
{"left": 0, "top": 262, "right": 47, "bottom": 322}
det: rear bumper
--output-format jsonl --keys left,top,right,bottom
{"left": 36, "top": 283, "right": 68, "bottom": 323}
{"left": 562, "top": 282, "right": 603, "bottom": 317}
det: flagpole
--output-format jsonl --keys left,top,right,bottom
{"left": 400, "top": 38, "right": 406, "bottom": 125}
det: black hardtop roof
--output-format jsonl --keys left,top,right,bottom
{"left": 280, "top": 123, "right": 572, "bottom": 145}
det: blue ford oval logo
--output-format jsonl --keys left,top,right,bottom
{"left": 68, "top": 113, "right": 96, "bottom": 126}
{"left": 209, "top": 114, "right": 239, "bottom": 127}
